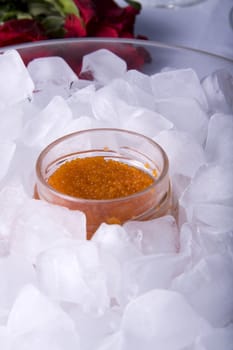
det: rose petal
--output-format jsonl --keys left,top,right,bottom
{"left": 64, "top": 14, "right": 87, "bottom": 38}
{"left": 0, "top": 19, "right": 47, "bottom": 47}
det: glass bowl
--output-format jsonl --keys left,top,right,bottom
{"left": 1, "top": 37, "right": 232, "bottom": 79}
{"left": 1, "top": 38, "right": 232, "bottom": 235}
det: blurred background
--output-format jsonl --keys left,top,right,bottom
{"left": 117, "top": 0, "right": 233, "bottom": 60}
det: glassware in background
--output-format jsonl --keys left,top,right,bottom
{"left": 136, "top": 0, "right": 206, "bottom": 8}
{"left": 230, "top": 6, "right": 233, "bottom": 30}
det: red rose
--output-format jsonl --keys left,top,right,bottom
{"left": 72, "top": 0, "right": 96, "bottom": 27}
{"left": 0, "top": 1, "right": 149, "bottom": 75}
{"left": 72, "top": 0, "right": 140, "bottom": 38}
{"left": 0, "top": 1, "right": 142, "bottom": 46}
{"left": 64, "top": 14, "right": 87, "bottom": 38}
{"left": 0, "top": 19, "right": 47, "bottom": 47}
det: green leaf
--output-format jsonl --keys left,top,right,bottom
{"left": 0, "top": 2, "right": 23, "bottom": 22}
{"left": 41, "top": 15, "right": 65, "bottom": 37}
{"left": 55, "top": 0, "right": 80, "bottom": 16}
{"left": 0, "top": 0, "right": 80, "bottom": 24}
{"left": 0, "top": 9, "right": 32, "bottom": 22}
{"left": 28, "top": 0, "right": 62, "bottom": 17}
{"left": 28, "top": 0, "right": 80, "bottom": 18}
{"left": 124, "top": 0, "right": 141, "bottom": 11}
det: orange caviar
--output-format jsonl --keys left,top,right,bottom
{"left": 48, "top": 156, "right": 154, "bottom": 200}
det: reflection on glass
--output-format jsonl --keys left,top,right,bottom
{"left": 137, "top": 0, "right": 206, "bottom": 8}
{"left": 230, "top": 6, "right": 233, "bottom": 30}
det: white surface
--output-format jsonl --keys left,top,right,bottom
{"left": 126, "top": 0, "right": 233, "bottom": 60}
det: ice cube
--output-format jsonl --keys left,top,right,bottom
{"left": 93, "top": 223, "right": 141, "bottom": 302}
{"left": 80, "top": 49, "right": 127, "bottom": 86}
{"left": 10, "top": 324, "right": 81, "bottom": 350}
{"left": 178, "top": 223, "right": 202, "bottom": 265}
{"left": 69, "top": 78, "right": 96, "bottom": 92}
{"left": 0, "top": 326, "right": 10, "bottom": 350}
{"left": 193, "top": 326, "right": 233, "bottom": 350}
{"left": 196, "top": 229, "right": 233, "bottom": 258}
{"left": 66, "top": 305, "right": 121, "bottom": 350}
{"left": 179, "top": 220, "right": 233, "bottom": 263}
{"left": 180, "top": 163, "right": 233, "bottom": 221}
{"left": 18, "top": 97, "right": 40, "bottom": 125}
{"left": 99, "top": 79, "right": 155, "bottom": 110}
{"left": 0, "top": 238, "right": 9, "bottom": 258}
{"left": 154, "top": 97, "right": 208, "bottom": 144}
{"left": 172, "top": 173, "right": 191, "bottom": 204}
{"left": 121, "top": 253, "right": 188, "bottom": 301}
{"left": 92, "top": 88, "right": 172, "bottom": 137}
{"left": 63, "top": 116, "right": 105, "bottom": 135}
{"left": 92, "top": 224, "right": 141, "bottom": 264}
{"left": 0, "top": 105, "right": 24, "bottom": 142}
{"left": 0, "top": 50, "right": 34, "bottom": 107}
{"left": 91, "top": 85, "right": 143, "bottom": 126}
{"left": 151, "top": 68, "right": 208, "bottom": 110}
{"left": 0, "top": 253, "right": 36, "bottom": 312}
{"left": 121, "top": 289, "right": 211, "bottom": 350}
{"left": 99, "top": 251, "right": 122, "bottom": 304}
{"left": 36, "top": 239, "right": 109, "bottom": 313}
{"left": 22, "top": 96, "right": 72, "bottom": 148}
{"left": 123, "top": 108, "right": 173, "bottom": 138}
{"left": 205, "top": 113, "right": 233, "bottom": 163}
{"left": 7, "top": 284, "right": 77, "bottom": 336}
{"left": 0, "top": 141, "right": 16, "bottom": 182}
{"left": 97, "top": 332, "right": 121, "bottom": 350}
{"left": 27, "top": 56, "right": 78, "bottom": 89}
{"left": 67, "top": 85, "right": 96, "bottom": 119}
{"left": 89, "top": 87, "right": 122, "bottom": 124}
{"left": 201, "top": 69, "right": 233, "bottom": 114}
{"left": 0, "top": 184, "right": 29, "bottom": 238}
{"left": 172, "top": 254, "right": 233, "bottom": 327}
{"left": 31, "top": 84, "right": 71, "bottom": 109}
{"left": 123, "top": 216, "right": 179, "bottom": 255}
{"left": 124, "top": 69, "right": 152, "bottom": 95}
{"left": 154, "top": 130, "right": 205, "bottom": 178}
{"left": 193, "top": 203, "right": 233, "bottom": 234}
{"left": 3, "top": 142, "right": 39, "bottom": 196}
{"left": 27, "top": 56, "right": 79, "bottom": 108}
{"left": 10, "top": 199, "right": 86, "bottom": 263}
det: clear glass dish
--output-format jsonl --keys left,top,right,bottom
{"left": 1, "top": 38, "right": 232, "bottom": 234}
{"left": 1, "top": 37, "right": 232, "bottom": 79}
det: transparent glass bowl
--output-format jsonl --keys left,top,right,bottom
{"left": 2, "top": 38, "right": 233, "bottom": 79}
{"left": 35, "top": 129, "right": 172, "bottom": 238}
{"left": 2, "top": 38, "right": 232, "bottom": 236}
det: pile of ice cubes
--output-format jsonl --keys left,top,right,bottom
{"left": 0, "top": 48, "right": 233, "bottom": 350}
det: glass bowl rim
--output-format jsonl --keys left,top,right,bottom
{"left": 35, "top": 127, "right": 170, "bottom": 204}
{"left": 1, "top": 37, "right": 233, "bottom": 64}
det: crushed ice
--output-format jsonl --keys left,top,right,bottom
{"left": 0, "top": 48, "right": 232, "bottom": 350}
